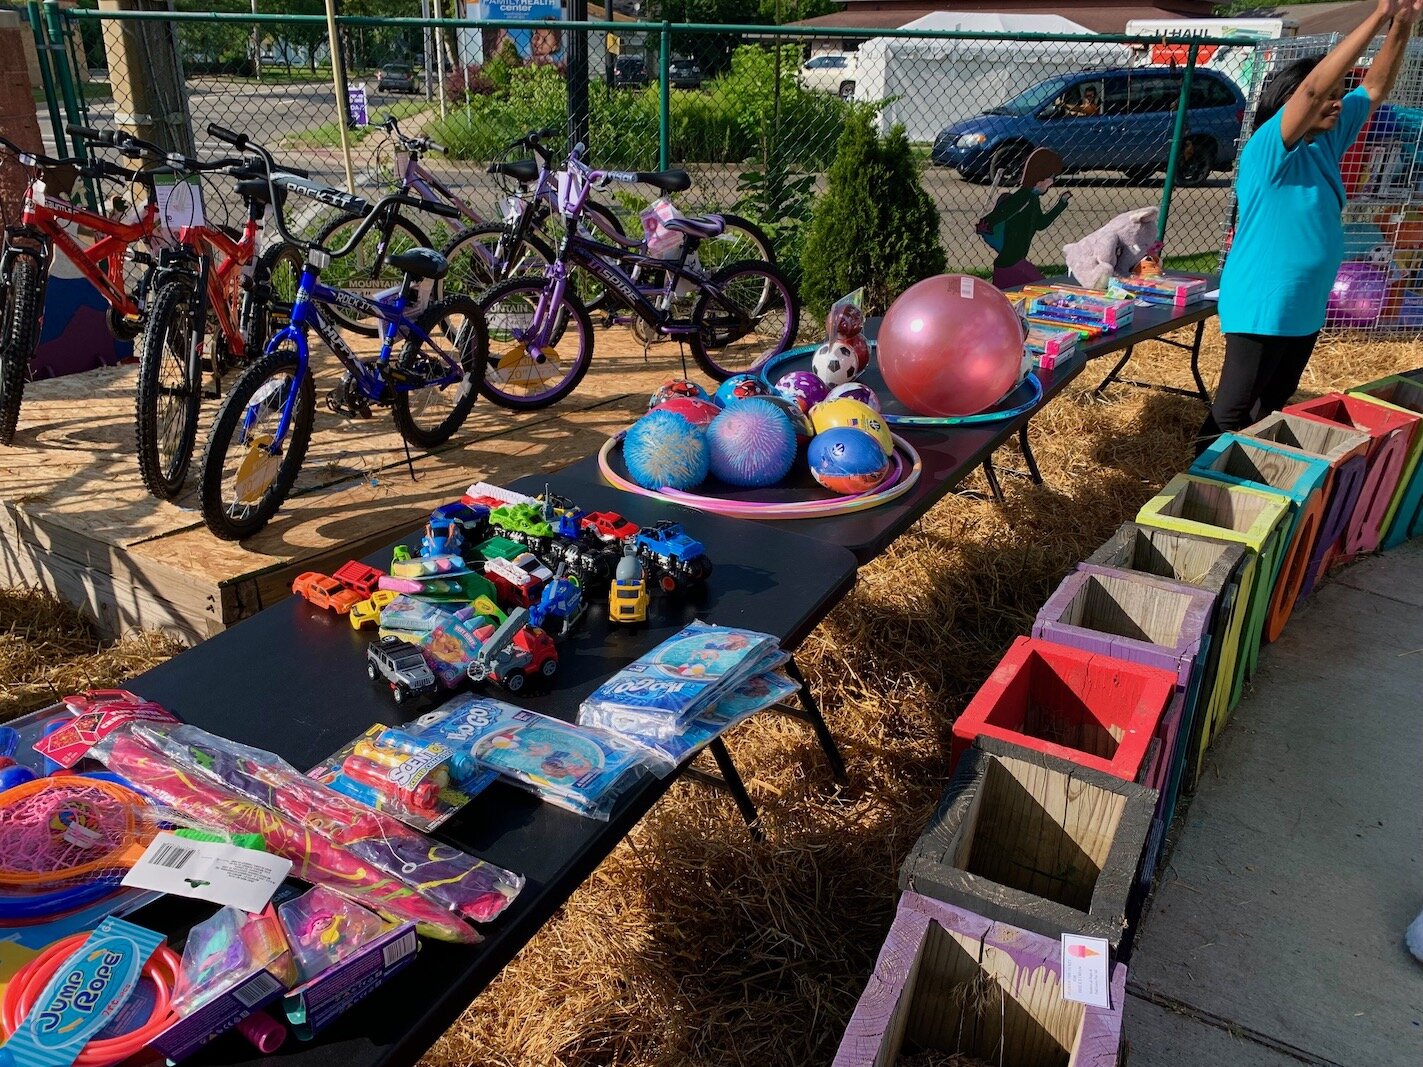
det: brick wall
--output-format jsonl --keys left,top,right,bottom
{"left": 0, "top": 11, "right": 42, "bottom": 225}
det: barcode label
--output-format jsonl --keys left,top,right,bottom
{"left": 233, "top": 971, "right": 282, "bottom": 1008}
{"left": 150, "top": 843, "right": 196, "bottom": 869}
{"left": 382, "top": 929, "right": 418, "bottom": 969}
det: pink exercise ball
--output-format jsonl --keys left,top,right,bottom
{"left": 877, "top": 275, "right": 1025, "bottom": 417}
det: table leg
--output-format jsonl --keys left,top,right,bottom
{"left": 1094, "top": 344, "right": 1135, "bottom": 397}
{"left": 1189, "top": 319, "right": 1210, "bottom": 404}
{"left": 981, "top": 459, "right": 1006, "bottom": 504}
{"left": 684, "top": 741, "right": 764, "bottom": 840}
{"left": 783, "top": 656, "right": 848, "bottom": 784}
{"left": 1018, "top": 425, "right": 1043, "bottom": 485}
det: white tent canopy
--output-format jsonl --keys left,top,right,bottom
{"left": 855, "top": 13, "right": 1134, "bottom": 141}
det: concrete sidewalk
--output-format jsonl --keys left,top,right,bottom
{"left": 1124, "top": 542, "right": 1423, "bottom": 1066}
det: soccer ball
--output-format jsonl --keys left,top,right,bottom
{"left": 812, "top": 341, "right": 859, "bottom": 386}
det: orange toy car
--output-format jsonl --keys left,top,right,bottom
{"left": 292, "top": 571, "right": 364, "bottom": 614}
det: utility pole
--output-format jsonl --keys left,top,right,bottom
{"left": 567, "top": 0, "right": 588, "bottom": 148}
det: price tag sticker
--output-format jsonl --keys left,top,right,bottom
{"left": 1060, "top": 934, "right": 1111, "bottom": 1008}
{"left": 959, "top": 276, "right": 975, "bottom": 299}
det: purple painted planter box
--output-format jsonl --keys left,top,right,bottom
{"left": 835, "top": 892, "right": 1126, "bottom": 1067}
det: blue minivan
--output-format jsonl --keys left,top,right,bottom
{"left": 932, "top": 67, "right": 1246, "bottom": 186}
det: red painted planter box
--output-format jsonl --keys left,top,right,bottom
{"left": 951, "top": 636, "right": 1176, "bottom": 786}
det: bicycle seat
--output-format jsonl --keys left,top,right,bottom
{"left": 389, "top": 247, "right": 449, "bottom": 282}
{"left": 636, "top": 170, "right": 692, "bottom": 193}
{"left": 664, "top": 214, "right": 724, "bottom": 240}
{"left": 488, "top": 158, "right": 539, "bottom": 184}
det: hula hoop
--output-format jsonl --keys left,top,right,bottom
{"left": 0, "top": 876, "right": 126, "bottom": 922}
{"left": 599, "top": 432, "right": 922, "bottom": 519}
{"left": 755, "top": 343, "right": 1044, "bottom": 427}
{"left": 0, "top": 934, "right": 180, "bottom": 1067}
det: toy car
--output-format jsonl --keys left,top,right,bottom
{"left": 470, "top": 535, "right": 526, "bottom": 563}
{"left": 421, "top": 516, "right": 464, "bottom": 558}
{"left": 634, "top": 521, "right": 713, "bottom": 589}
{"left": 608, "top": 551, "right": 649, "bottom": 624}
{"left": 582, "top": 510, "right": 639, "bottom": 543}
{"left": 349, "top": 589, "right": 399, "bottom": 630}
{"left": 528, "top": 567, "right": 584, "bottom": 636}
{"left": 366, "top": 635, "right": 439, "bottom": 705}
{"left": 466, "top": 608, "right": 558, "bottom": 693}
{"left": 292, "top": 572, "right": 364, "bottom": 614}
{"left": 484, "top": 554, "right": 548, "bottom": 610}
{"left": 490, "top": 502, "right": 554, "bottom": 540}
{"left": 431, "top": 501, "right": 490, "bottom": 539}
{"left": 333, "top": 560, "right": 384, "bottom": 597}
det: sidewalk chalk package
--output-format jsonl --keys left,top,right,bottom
{"left": 412, "top": 696, "right": 656, "bottom": 820}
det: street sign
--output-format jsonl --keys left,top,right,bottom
{"left": 347, "top": 85, "right": 368, "bottom": 127}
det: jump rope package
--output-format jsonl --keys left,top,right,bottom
{"left": 581, "top": 670, "right": 801, "bottom": 776}
{"left": 94, "top": 722, "right": 521, "bottom": 942}
{"left": 579, "top": 622, "right": 785, "bottom": 739}
{"left": 307, "top": 724, "right": 497, "bottom": 832}
{"left": 412, "top": 696, "right": 657, "bottom": 820}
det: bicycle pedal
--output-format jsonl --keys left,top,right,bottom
{"left": 325, "top": 387, "right": 373, "bottom": 420}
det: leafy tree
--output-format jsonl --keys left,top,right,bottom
{"left": 756, "top": 0, "right": 836, "bottom": 24}
{"left": 800, "top": 109, "right": 945, "bottom": 317}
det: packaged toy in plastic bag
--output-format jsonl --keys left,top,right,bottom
{"left": 581, "top": 670, "right": 800, "bottom": 775}
{"left": 580, "top": 622, "right": 783, "bottom": 736}
{"left": 812, "top": 288, "right": 870, "bottom": 386}
{"left": 411, "top": 696, "right": 656, "bottom": 820}
{"left": 307, "top": 725, "right": 497, "bottom": 832}
{"left": 172, "top": 905, "right": 297, "bottom": 1015}
{"left": 278, "top": 885, "right": 390, "bottom": 982}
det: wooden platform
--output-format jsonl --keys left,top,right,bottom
{"left": 0, "top": 328, "right": 698, "bottom": 640}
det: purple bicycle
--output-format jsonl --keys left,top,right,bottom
{"left": 476, "top": 143, "right": 798, "bottom": 411}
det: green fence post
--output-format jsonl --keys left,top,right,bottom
{"left": 26, "top": 1, "right": 67, "bottom": 160}
{"left": 1158, "top": 41, "right": 1200, "bottom": 245}
{"left": 658, "top": 22, "right": 671, "bottom": 171}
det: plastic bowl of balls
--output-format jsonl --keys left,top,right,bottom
{"left": 599, "top": 376, "right": 922, "bottom": 520}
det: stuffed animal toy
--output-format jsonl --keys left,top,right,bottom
{"left": 1063, "top": 207, "right": 1163, "bottom": 291}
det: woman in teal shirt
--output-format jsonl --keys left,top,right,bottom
{"left": 1201, "top": 0, "right": 1420, "bottom": 451}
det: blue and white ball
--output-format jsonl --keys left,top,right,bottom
{"left": 624, "top": 408, "right": 710, "bottom": 491}
{"left": 713, "top": 373, "right": 771, "bottom": 408}
{"left": 807, "top": 426, "right": 892, "bottom": 494}
{"left": 707, "top": 398, "right": 798, "bottom": 487}
{"left": 813, "top": 341, "right": 860, "bottom": 386}
{"left": 827, "top": 381, "right": 881, "bottom": 411}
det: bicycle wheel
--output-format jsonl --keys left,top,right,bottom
{"left": 689, "top": 260, "right": 799, "bottom": 381}
{"left": 313, "top": 213, "right": 432, "bottom": 337}
{"left": 440, "top": 223, "right": 552, "bottom": 295}
{"left": 0, "top": 253, "right": 42, "bottom": 445}
{"left": 478, "top": 276, "right": 593, "bottom": 411}
{"left": 135, "top": 278, "right": 202, "bottom": 500}
{"left": 696, "top": 213, "right": 775, "bottom": 272}
{"left": 198, "top": 344, "right": 315, "bottom": 541}
{"left": 242, "top": 242, "right": 305, "bottom": 357}
{"left": 391, "top": 293, "right": 488, "bottom": 448}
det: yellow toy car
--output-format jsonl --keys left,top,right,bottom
{"left": 349, "top": 589, "right": 398, "bottom": 630}
{"left": 609, "top": 578, "right": 649, "bottom": 623}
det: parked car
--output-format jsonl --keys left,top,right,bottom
{"left": 377, "top": 62, "right": 417, "bottom": 94}
{"left": 613, "top": 55, "right": 649, "bottom": 89}
{"left": 798, "top": 52, "right": 857, "bottom": 99}
{"left": 930, "top": 67, "right": 1245, "bottom": 186}
{"left": 668, "top": 56, "right": 702, "bottom": 89}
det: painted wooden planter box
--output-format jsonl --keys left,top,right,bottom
{"left": 1083, "top": 523, "right": 1247, "bottom": 793}
{"left": 834, "top": 892, "right": 1126, "bottom": 1067}
{"left": 1237, "top": 411, "right": 1371, "bottom": 598}
{"left": 1031, "top": 571, "right": 1212, "bottom": 835}
{"left": 1284, "top": 392, "right": 1420, "bottom": 561}
{"left": 1347, "top": 375, "right": 1423, "bottom": 549}
{"left": 951, "top": 636, "right": 1176, "bottom": 788}
{"left": 1135, "top": 474, "right": 1291, "bottom": 711}
{"left": 901, "top": 737, "right": 1156, "bottom": 953}
{"left": 1191, "top": 435, "right": 1330, "bottom": 642}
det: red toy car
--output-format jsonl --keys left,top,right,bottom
{"left": 483, "top": 554, "right": 549, "bottom": 610}
{"left": 292, "top": 572, "right": 364, "bottom": 614}
{"left": 333, "top": 559, "right": 385, "bottom": 597}
{"left": 581, "top": 511, "right": 639, "bottom": 543}
{"left": 469, "top": 612, "right": 558, "bottom": 693}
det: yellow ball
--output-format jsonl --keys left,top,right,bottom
{"left": 809, "top": 398, "right": 892, "bottom": 456}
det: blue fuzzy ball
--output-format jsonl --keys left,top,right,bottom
{"left": 624, "top": 409, "right": 709, "bottom": 491}
{"left": 707, "top": 398, "right": 797, "bottom": 487}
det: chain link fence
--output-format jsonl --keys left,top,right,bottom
{"left": 41, "top": 10, "right": 1263, "bottom": 295}
{"left": 1228, "top": 33, "right": 1423, "bottom": 335}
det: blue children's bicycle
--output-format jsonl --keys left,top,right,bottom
{"left": 197, "top": 124, "right": 488, "bottom": 541}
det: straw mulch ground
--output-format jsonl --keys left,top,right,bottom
{"left": 0, "top": 324, "right": 1414, "bottom": 1066}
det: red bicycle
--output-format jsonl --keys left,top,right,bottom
{"left": 0, "top": 130, "right": 163, "bottom": 444}
{"left": 81, "top": 127, "right": 307, "bottom": 499}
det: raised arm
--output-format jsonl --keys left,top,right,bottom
{"left": 1280, "top": 0, "right": 1421, "bottom": 146}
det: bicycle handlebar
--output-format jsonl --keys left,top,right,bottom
{"left": 396, "top": 193, "right": 460, "bottom": 220}
{"left": 207, "top": 123, "right": 249, "bottom": 151}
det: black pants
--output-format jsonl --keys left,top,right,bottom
{"left": 1196, "top": 331, "right": 1320, "bottom": 455}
